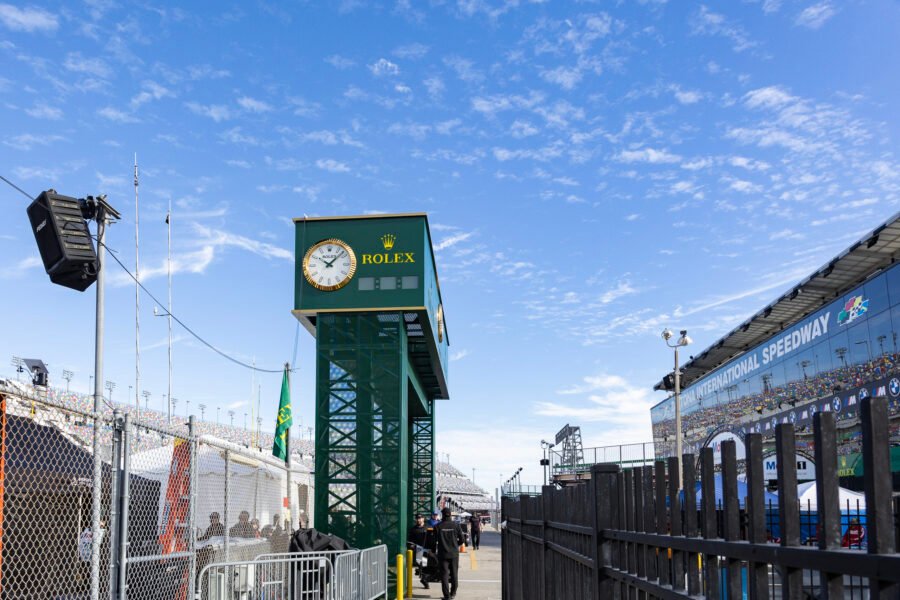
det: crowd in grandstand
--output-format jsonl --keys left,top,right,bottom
{"left": 653, "top": 352, "right": 900, "bottom": 452}
{"left": 2, "top": 379, "right": 315, "bottom": 463}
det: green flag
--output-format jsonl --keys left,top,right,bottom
{"left": 273, "top": 367, "right": 292, "bottom": 461}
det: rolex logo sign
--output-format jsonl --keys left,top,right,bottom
{"left": 362, "top": 233, "right": 414, "bottom": 265}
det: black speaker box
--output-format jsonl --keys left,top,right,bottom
{"left": 26, "top": 190, "right": 98, "bottom": 291}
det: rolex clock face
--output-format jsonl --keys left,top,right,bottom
{"left": 437, "top": 303, "right": 445, "bottom": 343}
{"left": 302, "top": 238, "right": 357, "bottom": 291}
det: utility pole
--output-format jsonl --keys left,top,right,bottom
{"left": 166, "top": 197, "right": 173, "bottom": 425}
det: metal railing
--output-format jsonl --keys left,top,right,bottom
{"left": 197, "top": 546, "right": 388, "bottom": 600}
{"left": 503, "top": 396, "right": 900, "bottom": 599}
{"left": 549, "top": 441, "right": 655, "bottom": 476}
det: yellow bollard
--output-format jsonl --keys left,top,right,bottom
{"left": 396, "top": 554, "right": 404, "bottom": 600}
{"left": 406, "top": 549, "right": 414, "bottom": 597}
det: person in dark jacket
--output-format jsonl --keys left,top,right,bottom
{"left": 407, "top": 514, "right": 429, "bottom": 547}
{"left": 199, "top": 512, "right": 225, "bottom": 541}
{"left": 468, "top": 515, "right": 482, "bottom": 550}
{"left": 434, "top": 507, "right": 465, "bottom": 600}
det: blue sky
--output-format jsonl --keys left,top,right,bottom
{"left": 1, "top": 0, "right": 898, "bottom": 490}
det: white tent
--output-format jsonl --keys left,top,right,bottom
{"left": 130, "top": 435, "right": 313, "bottom": 535}
{"left": 795, "top": 481, "right": 866, "bottom": 510}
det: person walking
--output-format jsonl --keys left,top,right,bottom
{"left": 434, "top": 507, "right": 465, "bottom": 600}
{"left": 468, "top": 514, "right": 482, "bottom": 550}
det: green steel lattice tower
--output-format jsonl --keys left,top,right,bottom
{"left": 294, "top": 214, "right": 449, "bottom": 558}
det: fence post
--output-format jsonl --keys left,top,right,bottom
{"left": 654, "top": 461, "right": 668, "bottom": 588}
{"left": 224, "top": 448, "right": 230, "bottom": 561}
{"left": 666, "top": 457, "right": 683, "bottom": 592}
{"left": 775, "top": 424, "right": 801, "bottom": 598}
{"left": 187, "top": 416, "right": 197, "bottom": 600}
{"left": 108, "top": 409, "right": 123, "bottom": 600}
{"left": 682, "top": 454, "right": 700, "bottom": 595}
{"left": 720, "top": 440, "right": 741, "bottom": 599}
{"left": 744, "top": 433, "right": 769, "bottom": 600}
{"left": 541, "top": 485, "right": 552, "bottom": 600}
{"left": 117, "top": 413, "right": 132, "bottom": 600}
{"left": 519, "top": 494, "right": 527, "bottom": 600}
{"left": 591, "top": 464, "right": 619, "bottom": 599}
{"left": 812, "top": 412, "right": 842, "bottom": 599}
{"left": 860, "top": 396, "right": 898, "bottom": 598}
{"left": 699, "top": 448, "right": 719, "bottom": 598}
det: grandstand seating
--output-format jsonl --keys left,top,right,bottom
{"left": 653, "top": 353, "right": 900, "bottom": 452}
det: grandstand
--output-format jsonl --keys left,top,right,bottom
{"left": 1, "top": 378, "right": 315, "bottom": 467}
{"left": 651, "top": 212, "right": 900, "bottom": 483}
{"left": 0, "top": 378, "right": 495, "bottom": 511}
{"left": 435, "top": 460, "right": 497, "bottom": 512}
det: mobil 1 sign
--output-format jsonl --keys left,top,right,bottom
{"left": 763, "top": 454, "right": 816, "bottom": 481}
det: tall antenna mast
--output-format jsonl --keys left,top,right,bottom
{"left": 134, "top": 153, "right": 141, "bottom": 419}
{"left": 167, "top": 195, "right": 173, "bottom": 424}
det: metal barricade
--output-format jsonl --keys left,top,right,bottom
{"left": 357, "top": 545, "right": 388, "bottom": 600}
{"left": 200, "top": 554, "right": 337, "bottom": 600}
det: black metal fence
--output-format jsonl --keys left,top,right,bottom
{"left": 502, "top": 396, "right": 900, "bottom": 599}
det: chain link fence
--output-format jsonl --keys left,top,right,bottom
{"left": 0, "top": 383, "right": 319, "bottom": 600}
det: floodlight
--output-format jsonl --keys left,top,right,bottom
{"left": 661, "top": 328, "right": 674, "bottom": 341}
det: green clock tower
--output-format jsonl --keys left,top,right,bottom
{"left": 293, "top": 213, "right": 449, "bottom": 557}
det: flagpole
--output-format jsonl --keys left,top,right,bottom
{"left": 134, "top": 154, "right": 140, "bottom": 420}
{"left": 284, "top": 362, "right": 292, "bottom": 529}
{"left": 167, "top": 199, "right": 173, "bottom": 424}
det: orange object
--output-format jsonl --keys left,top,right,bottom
{"left": 158, "top": 437, "right": 192, "bottom": 600}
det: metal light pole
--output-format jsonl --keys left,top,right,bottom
{"left": 62, "top": 369, "right": 74, "bottom": 392}
{"left": 228, "top": 410, "right": 235, "bottom": 428}
{"left": 105, "top": 380, "right": 116, "bottom": 403}
{"left": 216, "top": 406, "right": 221, "bottom": 425}
{"left": 142, "top": 390, "right": 150, "bottom": 411}
{"left": 199, "top": 404, "right": 206, "bottom": 421}
{"left": 662, "top": 328, "right": 692, "bottom": 490}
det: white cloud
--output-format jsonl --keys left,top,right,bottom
{"left": 315, "top": 159, "right": 350, "bottom": 173}
{"left": 369, "top": 58, "right": 399, "bottom": 76}
{"left": 423, "top": 76, "right": 444, "bottom": 99}
{"left": 443, "top": 55, "right": 483, "bottom": 83}
{"left": 535, "top": 373, "right": 654, "bottom": 441}
{"left": 450, "top": 350, "right": 468, "bottom": 361}
{"left": 540, "top": 66, "right": 583, "bottom": 90}
{"left": 63, "top": 52, "right": 111, "bottom": 78}
{"left": 600, "top": 280, "right": 638, "bottom": 304}
{"left": 690, "top": 5, "right": 757, "bottom": 52}
{"left": 97, "top": 107, "right": 138, "bottom": 123}
{"left": 130, "top": 81, "right": 173, "bottom": 109}
{"left": 4, "top": 133, "right": 63, "bottom": 150}
{"left": 393, "top": 43, "right": 428, "bottom": 59}
{"left": 434, "top": 231, "right": 473, "bottom": 251}
{"left": 0, "top": 256, "right": 41, "bottom": 278}
{"left": 186, "top": 102, "right": 232, "bottom": 122}
{"left": 795, "top": 2, "right": 837, "bottom": 29}
{"left": 325, "top": 54, "right": 355, "bottom": 69}
{"left": 770, "top": 228, "right": 804, "bottom": 241}
{"left": 387, "top": 122, "right": 430, "bottom": 140}
{"left": 111, "top": 224, "right": 292, "bottom": 287}
{"left": 0, "top": 4, "right": 58, "bottom": 32}
{"left": 25, "top": 104, "right": 62, "bottom": 119}
{"left": 743, "top": 86, "right": 796, "bottom": 109}
{"left": 237, "top": 96, "right": 272, "bottom": 113}
{"left": 510, "top": 120, "right": 539, "bottom": 138}
{"left": 673, "top": 87, "right": 702, "bottom": 104}
{"left": 615, "top": 148, "right": 681, "bottom": 164}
